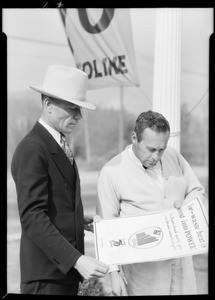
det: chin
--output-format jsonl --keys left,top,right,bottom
{"left": 146, "top": 162, "right": 154, "bottom": 168}
{"left": 66, "top": 126, "right": 75, "bottom": 132}
{"left": 67, "top": 129, "right": 74, "bottom": 134}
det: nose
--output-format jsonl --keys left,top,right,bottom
{"left": 74, "top": 108, "right": 82, "bottom": 120}
{"left": 151, "top": 151, "right": 159, "bottom": 161}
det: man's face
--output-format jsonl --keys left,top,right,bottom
{"left": 48, "top": 98, "right": 82, "bottom": 134}
{"left": 132, "top": 127, "right": 170, "bottom": 168}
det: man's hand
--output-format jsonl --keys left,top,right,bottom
{"left": 174, "top": 193, "right": 208, "bottom": 211}
{"left": 110, "top": 271, "right": 128, "bottom": 296}
{"left": 174, "top": 199, "right": 183, "bottom": 209}
{"left": 74, "top": 255, "right": 109, "bottom": 280}
{"left": 84, "top": 214, "right": 103, "bottom": 233}
{"left": 84, "top": 215, "right": 94, "bottom": 232}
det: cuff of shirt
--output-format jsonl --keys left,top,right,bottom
{"left": 108, "top": 265, "right": 120, "bottom": 273}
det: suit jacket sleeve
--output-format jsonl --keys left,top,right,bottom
{"left": 11, "top": 139, "right": 82, "bottom": 275}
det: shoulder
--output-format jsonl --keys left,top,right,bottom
{"left": 11, "top": 131, "right": 50, "bottom": 177}
{"left": 164, "top": 145, "right": 180, "bottom": 158}
{"left": 104, "top": 152, "right": 123, "bottom": 167}
{"left": 102, "top": 148, "right": 128, "bottom": 171}
{"left": 99, "top": 151, "right": 124, "bottom": 178}
{"left": 162, "top": 146, "right": 180, "bottom": 165}
{"left": 11, "top": 128, "right": 49, "bottom": 169}
{"left": 163, "top": 146, "right": 188, "bottom": 167}
{"left": 165, "top": 146, "right": 179, "bottom": 156}
{"left": 15, "top": 130, "right": 46, "bottom": 154}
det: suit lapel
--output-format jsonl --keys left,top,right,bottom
{"left": 73, "top": 160, "right": 82, "bottom": 207}
{"left": 33, "top": 122, "right": 76, "bottom": 188}
{"left": 52, "top": 153, "right": 76, "bottom": 188}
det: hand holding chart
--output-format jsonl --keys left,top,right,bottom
{"left": 94, "top": 196, "right": 208, "bottom": 265}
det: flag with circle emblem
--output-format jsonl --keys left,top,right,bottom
{"left": 59, "top": 8, "right": 140, "bottom": 90}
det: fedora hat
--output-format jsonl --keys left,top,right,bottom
{"left": 30, "top": 65, "right": 96, "bottom": 110}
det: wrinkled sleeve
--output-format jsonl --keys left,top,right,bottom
{"left": 96, "top": 166, "right": 120, "bottom": 272}
{"left": 96, "top": 167, "right": 121, "bottom": 218}
{"left": 177, "top": 151, "right": 208, "bottom": 212}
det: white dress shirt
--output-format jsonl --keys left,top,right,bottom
{"left": 39, "top": 118, "right": 61, "bottom": 146}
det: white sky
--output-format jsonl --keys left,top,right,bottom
{"left": 2, "top": 8, "right": 214, "bottom": 114}
{"left": 3, "top": 8, "right": 213, "bottom": 67}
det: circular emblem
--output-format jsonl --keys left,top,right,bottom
{"left": 128, "top": 226, "right": 163, "bottom": 249}
{"left": 78, "top": 9, "right": 115, "bottom": 34}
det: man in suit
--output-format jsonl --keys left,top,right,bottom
{"left": 11, "top": 65, "right": 109, "bottom": 295}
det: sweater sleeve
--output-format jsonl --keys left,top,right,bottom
{"left": 175, "top": 150, "right": 208, "bottom": 211}
{"left": 96, "top": 166, "right": 121, "bottom": 273}
{"left": 96, "top": 167, "right": 121, "bottom": 218}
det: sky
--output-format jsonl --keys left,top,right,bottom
{"left": 2, "top": 8, "right": 214, "bottom": 115}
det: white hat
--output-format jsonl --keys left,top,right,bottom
{"left": 30, "top": 65, "right": 96, "bottom": 110}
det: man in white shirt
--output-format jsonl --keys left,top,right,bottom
{"left": 97, "top": 110, "right": 207, "bottom": 296}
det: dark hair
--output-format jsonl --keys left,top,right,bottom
{"left": 41, "top": 94, "right": 49, "bottom": 102}
{"left": 134, "top": 110, "right": 170, "bottom": 142}
{"left": 41, "top": 94, "right": 59, "bottom": 105}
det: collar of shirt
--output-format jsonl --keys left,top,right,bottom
{"left": 126, "top": 144, "right": 162, "bottom": 173}
{"left": 126, "top": 145, "right": 164, "bottom": 192}
{"left": 38, "top": 118, "right": 61, "bottom": 147}
{"left": 126, "top": 144, "right": 146, "bottom": 170}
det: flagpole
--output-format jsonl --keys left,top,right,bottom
{"left": 119, "top": 86, "right": 124, "bottom": 152}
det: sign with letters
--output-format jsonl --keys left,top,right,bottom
{"left": 94, "top": 196, "right": 208, "bottom": 265}
{"left": 59, "top": 8, "right": 140, "bottom": 89}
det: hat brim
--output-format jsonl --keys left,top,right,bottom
{"left": 30, "top": 86, "right": 96, "bottom": 110}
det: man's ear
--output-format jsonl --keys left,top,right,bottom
{"left": 44, "top": 97, "right": 53, "bottom": 113}
{"left": 131, "top": 132, "right": 137, "bottom": 144}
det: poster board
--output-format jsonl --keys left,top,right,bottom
{"left": 94, "top": 196, "right": 208, "bottom": 265}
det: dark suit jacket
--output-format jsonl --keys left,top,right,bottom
{"left": 11, "top": 122, "right": 85, "bottom": 284}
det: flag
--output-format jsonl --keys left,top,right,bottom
{"left": 60, "top": 8, "right": 140, "bottom": 89}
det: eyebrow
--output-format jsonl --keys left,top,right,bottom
{"left": 147, "top": 146, "right": 166, "bottom": 151}
{"left": 68, "top": 106, "right": 81, "bottom": 110}
{"left": 52, "top": 98, "right": 80, "bottom": 110}
{"left": 59, "top": 102, "right": 81, "bottom": 110}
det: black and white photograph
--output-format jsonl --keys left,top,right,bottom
{"left": 2, "top": 5, "right": 213, "bottom": 296}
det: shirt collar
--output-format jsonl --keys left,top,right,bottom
{"left": 126, "top": 144, "right": 161, "bottom": 171}
{"left": 39, "top": 118, "right": 61, "bottom": 146}
{"left": 126, "top": 144, "right": 144, "bottom": 170}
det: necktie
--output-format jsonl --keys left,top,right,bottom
{"left": 60, "top": 133, "right": 74, "bottom": 165}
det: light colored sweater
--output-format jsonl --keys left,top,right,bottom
{"left": 96, "top": 144, "right": 206, "bottom": 295}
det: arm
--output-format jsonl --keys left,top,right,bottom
{"left": 74, "top": 255, "right": 109, "bottom": 279}
{"left": 83, "top": 215, "right": 94, "bottom": 232}
{"left": 174, "top": 150, "right": 208, "bottom": 212}
{"left": 96, "top": 167, "right": 121, "bottom": 218}
{"left": 109, "top": 270, "right": 128, "bottom": 296}
{"left": 11, "top": 141, "right": 82, "bottom": 274}
{"left": 96, "top": 167, "right": 127, "bottom": 295}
